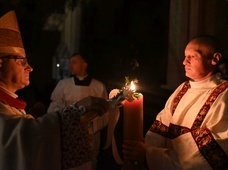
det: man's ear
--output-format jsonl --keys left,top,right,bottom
{"left": 212, "top": 53, "right": 222, "bottom": 65}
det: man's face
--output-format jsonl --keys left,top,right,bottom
{"left": 69, "top": 55, "right": 87, "bottom": 76}
{"left": 0, "top": 56, "right": 33, "bottom": 92}
{"left": 183, "top": 40, "right": 215, "bottom": 82}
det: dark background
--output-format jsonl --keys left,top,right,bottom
{"left": 0, "top": 0, "right": 171, "bottom": 117}
{"left": 1, "top": 0, "right": 227, "bottom": 169}
{"left": 1, "top": 1, "right": 170, "bottom": 169}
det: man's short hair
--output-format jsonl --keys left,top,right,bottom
{"left": 70, "top": 52, "right": 90, "bottom": 64}
{"left": 192, "top": 34, "right": 224, "bottom": 55}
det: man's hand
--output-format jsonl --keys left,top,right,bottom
{"left": 122, "top": 139, "right": 148, "bottom": 164}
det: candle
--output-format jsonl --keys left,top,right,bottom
{"left": 121, "top": 81, "right": 143, "bottom": 169}
{"left": 123, "top": 85, "right": 143, "bottom": 141}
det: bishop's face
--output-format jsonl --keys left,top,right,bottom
{"left": 0, "top": 55, "right": 33, "bottom": 92}
{"left": 183, "top": 40, "right": 216, "bottom": 82}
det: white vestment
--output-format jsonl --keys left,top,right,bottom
{"left": 48, "top": 76, "right": 108, "bottom": 170}
{"left": 0, "top": 85, "right": 93, "bottom": 170}
{"left": 146, "top": 75, "right": 228, "bottom": 170}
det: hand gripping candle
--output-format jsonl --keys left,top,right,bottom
{"left": 98, "top": 77, "right": 143, "bottom": 167}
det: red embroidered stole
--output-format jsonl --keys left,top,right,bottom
{"left": 0, "top": 88, "right": 26, "bottom": 109}
{"left": 150, "top": 81, "right": 228, "bottom": 169}
{"left": 171, "top": 81, "right": 190, "bottom": 115}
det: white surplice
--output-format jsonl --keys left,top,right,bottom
{"left": 145, "top": 75, "right": 228, "bottom": 170}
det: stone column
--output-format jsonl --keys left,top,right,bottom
{"left": 163, "top": 0, "right": 188, "bottom": 90}
{"left": 62, "top": 3, "right": 82, "bottom": 54}
{"left": 52, "top": 3, "right": 82, "bottom": 80}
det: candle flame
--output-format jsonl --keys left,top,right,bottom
{"left": 130, "top": 81, "right": 136, "bottom": 91}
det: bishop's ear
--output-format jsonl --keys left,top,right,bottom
{"left": 212, "top": 52, "right": 222, "bottom": 65}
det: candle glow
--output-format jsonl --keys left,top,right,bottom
{"left": 130, "top": 81, "right": 136, "bottom": 91}
{"left": 105, "top": 77, "right": 143, "bottom": 165}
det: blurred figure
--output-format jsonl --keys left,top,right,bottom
{"left": 122, "top": 35, "right": 228, "bottom": 169}
{"left": 48, "top": 53, "right": 107, "bottom": 112}
{"left": 48, "top": 53, "right": 108, "bottom": 170}
{"left": 0, "top": 10, "right": 108, "bottom": 170}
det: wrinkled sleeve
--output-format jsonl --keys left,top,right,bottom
{"left": 0, "top": 112, "right": 62, "bottom": 170}
{"left": 144, "top": 83, "right": 185, "bottom": 170}
{"left": 145, "top": 83, "right": 184, "bottom": 147}
{"left": 90, "top": 82, "right": 109, "bottom": 134}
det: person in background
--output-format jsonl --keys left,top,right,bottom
{"left": 0, "top": 10, "right": 108, "bottom": 170}
{"left": 48, "top": 53, "right": 108, "bottom": 170}
{"left": 122, "top": 35, "right": 228, "bottom": 169}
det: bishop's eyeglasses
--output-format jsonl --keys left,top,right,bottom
{"left": 0, "top": 55, "right": 29, "bottom": 66}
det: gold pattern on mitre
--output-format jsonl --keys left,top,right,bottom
{"left": 0, "top": 10, "right": 25, "bottom": 57}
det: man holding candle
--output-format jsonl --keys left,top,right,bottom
{"left": 122, "top": 35, "right": 228, "bottom": 169}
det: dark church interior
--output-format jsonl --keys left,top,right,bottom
{"left": 1, "top": 0, "right": 228, "bottom": 169}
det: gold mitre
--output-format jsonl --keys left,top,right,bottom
{"left": 0, "top": 10, "right": 25, "bottom": 57}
